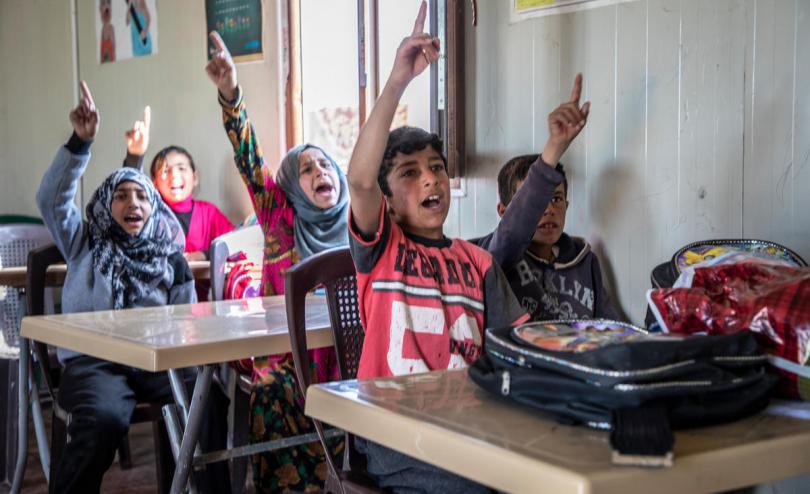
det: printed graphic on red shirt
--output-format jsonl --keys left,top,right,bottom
{"left": 349, "top": 206, "right": 528, "bottom": 379}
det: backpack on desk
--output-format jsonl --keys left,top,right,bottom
{"left": 469, "top": 319, "right": 777, "bottom": 467}
{"left": 644, "top": 239, "right": 807, "bottom": 329}
{"left": 647, "top": 240, "right": 810, "bottom": 401}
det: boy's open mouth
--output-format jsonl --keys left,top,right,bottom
{"left": 538, "top": 221, "right": 558, "bottom": 231}
{"left": 421, "top": 194, "right": 442, "bottom": 210}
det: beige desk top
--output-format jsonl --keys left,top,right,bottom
{"left": 21, "top": 295, "right": 332, "bottom": 372}
{"left": 306, "top": 369, "right": 810, "bottom": 494}
{"left": 0, "top": 260, "right": 210, "bottom": 288}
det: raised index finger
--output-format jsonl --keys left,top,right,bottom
{"left": 209, "top": 31, "right": 227, "bottom": 53}
{"left": 143, "top": 105, "right": 151, "bottom": 130}
{"left": 412, "top": 1, "right": 427, "bottom": 36}
{"left": 569, "top": 73, "right": 583, "bottom": 105}
{"left": 80, "top": 80, "right": 96, "bottom": 108}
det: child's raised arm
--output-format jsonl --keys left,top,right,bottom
{"left": 541, "top": 73, "right": 590, "bottom": 166}
{"left": 206, "top": 30, "right": 283, "bottom": 221}
{"left": 206, "top": 31, "right": 238, "bottom": 102}
{"left": 485, "top": 74, "right": 590, "bottom": 270}
{"left": 347, "top": 0, "right": 440, "bottom": 235}
{"left": 37, "top": 81, "right": 99, "bottom": 260}
{"left": 123, "top": 105, "right": 150, "bottom": 169}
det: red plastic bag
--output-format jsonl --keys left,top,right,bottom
{"left": 648, "top": 259, "right": 810, "bottom": 399}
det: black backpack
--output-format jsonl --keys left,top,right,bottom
{"left": 469, "top": 320, "right": 777, "bottom": 467}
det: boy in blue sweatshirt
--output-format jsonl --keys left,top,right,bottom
{"left": 477, "top": 74, "right": 620, "bottom": 321}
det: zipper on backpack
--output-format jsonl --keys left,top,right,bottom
{"left": 501, "top": 370, "right": 511, "bottom": 395}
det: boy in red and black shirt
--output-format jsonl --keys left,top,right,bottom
{"left": 347, "top": 2, "right": 528, "bottom": 491}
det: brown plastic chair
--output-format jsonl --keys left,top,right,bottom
{"left": 284, "top": 247, "right": 379, "bottom": 494}
{"left": 25, "top": 243, "right": 175, "bottom": 494}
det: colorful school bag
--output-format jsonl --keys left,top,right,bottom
{"left": 468, "top": 319, "right": 777, "bottom": 467}
{"left": 646, "top": 239, "right": 810, "bottom": 400}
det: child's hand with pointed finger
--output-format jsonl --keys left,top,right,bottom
{"left": 69, "top": 81, "right": 100, "bottom": 142}
{"left": 125, "top": 106, "right": 151, "bottom": 156}
{"left": 205, "top": 31, "right": 238, "bottom": 101}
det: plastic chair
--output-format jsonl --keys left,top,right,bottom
{"left": 209, "top": 224, "right": 263, "bottom": 493}
{"left": 24, "top": 244, "right": 175, "bottom": 494}
{"left": 0, "top": 224, "right": 52, "bottom": 349}
{"left": 285, "top": 247, "right": 379, "bottom": 494}
{"left": 0, "top": 224, "right": 51, "bottom": 488}
{"left": 209, "top": 224, "right": 263, "bottom": 301}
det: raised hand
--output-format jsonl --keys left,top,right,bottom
{"left": 125, "top": 105, "right": 151, "bottom": 156}
{"left": 542, "top": 73, "right": 591, "bottom": 166}
{"left": 205, "top": 31, "right": 238, "bottom": 101}
{"left": 69, "top": 81, "right": 100, "bottom": 141}
{"left": 388, "top": 1, "right": 441, "bottom": 90}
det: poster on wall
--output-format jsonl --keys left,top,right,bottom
{"left": 95, "top": 0, "right": 159, "bottom": 64}
{"left": 511, "top": 0, "right": 638, "bottom": 23}
{"left": 205, "top": 0, "right": 263, "bottom": 63}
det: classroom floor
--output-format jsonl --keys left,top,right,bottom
{"left": 6, "top": 403, "right": 254, "bottom": 493}
{"left": 11, "top": 415, "right": 162, "bottom": 493}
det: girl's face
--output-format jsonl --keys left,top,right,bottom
{"left": 111, "top": 181, "right": 153, "bottom": 235}
{"left": 153, "top": 151, "right": 198, "bottom": 204}
{"left": 298, "top": 147, "right": 340, "bottom": 209}
{"left": 100, "top": 0, "right": 111, "bottom": 23}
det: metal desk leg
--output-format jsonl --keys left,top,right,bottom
{"left": 10, "top": 338, "right": 29, "bottom": 494}
{"left": 168, "top": 369, "right": 191, "bottom": 427}
{"left": 30, "top": 378, "right": 49, "bottom": 481}
{"left": 169, "top": 364, "right": 214, "bottom": 494}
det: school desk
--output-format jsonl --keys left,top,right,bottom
{"left": 12, "top": 294, "right": 332, "bottom": 494}
{"left": 305, "top": 369, "right": 810, "bottom": 494}
{"left": 0, "top": 260, "right": 211, "bottom": 288}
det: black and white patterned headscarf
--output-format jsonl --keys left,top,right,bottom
{"left": 86, "top": 168, "right": 185, "bottom": 309}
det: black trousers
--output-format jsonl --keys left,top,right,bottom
{"left": 355, "top": 438, "right": 493, "bottom": 494}
{"left": 54, "top": 355, "right": 231, "bottom": 494}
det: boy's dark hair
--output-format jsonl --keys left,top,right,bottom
{"left": 497, "top": 154, "right": 567, "bottom": 206}
{"left": 149, "top": 145, "right": 196, "bottom": 177}
{"left": 378, "top": 126, "right": 447, "bottom": 196}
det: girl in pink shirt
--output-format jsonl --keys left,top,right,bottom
{"left": 125, "top": 108, "right": 235, "bottom": 300}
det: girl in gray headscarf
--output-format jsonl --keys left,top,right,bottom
{"left": 276, "top": 143, "right": 350, "bottom": 259}
{"left": 208, "top": 31, "right": 348, "bottom": 492}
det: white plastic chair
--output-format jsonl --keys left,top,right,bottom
{"left": 0, "top": 224, "right": 52, "bottom": 489}
{"left": 209, "top": 224, "right": 263, "bottom": 302}
{"left": 0, "top": 224, "right": 53, "bottom": 351}
{"left": 208, "top": 224, "right": 263, "bottom": 493}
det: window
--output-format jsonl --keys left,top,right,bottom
{"left": 283, "top": 0, "right": 467, "bottom": 179}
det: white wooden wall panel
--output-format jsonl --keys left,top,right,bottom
{"left": 556, "top": 13, "right": 586, "bottom": 230}
{"left": 795, "top": 0, "right": 810, "bottom": 262}
{"left": 743, "top": 0, "right": 797, "bottom": 250}
{"left": 606, "top": 1, "right": 648, "bottom": 319}
{"left": 0, "top": 0, "right": 75, "bottom": 217}
{"left": 580, "top": 5, "right": 616, "bottom": 244}
{"left": 646, "top": 0, "right": 682, "bottom": 265}
{"left": 466, "top": 0, "right": 810, "bottom": 324}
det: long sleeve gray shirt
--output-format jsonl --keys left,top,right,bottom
{"left": 37, "top": 138, "right": 196, "bottom": 362}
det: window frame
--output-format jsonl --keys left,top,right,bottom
{"left": 283, "top": 0, "right": 467, "bottom": 179}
